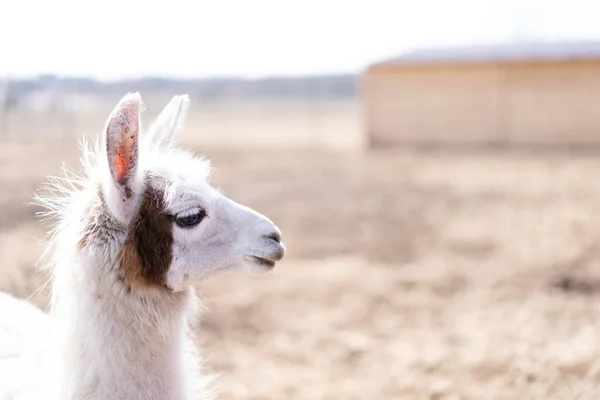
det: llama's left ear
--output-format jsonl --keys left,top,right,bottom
{"left": 103, "top": 92, "right": 143, "bottom": 225}
{"left": 146, "top": 94, "right": 190, "bottom": 148}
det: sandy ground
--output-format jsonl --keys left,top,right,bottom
{"left": 3, "top": 121, "right": 600, "bottom": 398}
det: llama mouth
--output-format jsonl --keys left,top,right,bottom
{"left": 249, "top": 256, "right": 277, "bottom": 269}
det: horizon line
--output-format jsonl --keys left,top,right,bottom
{"left": 0, "top": 71, "right": 363, "bottom": 84}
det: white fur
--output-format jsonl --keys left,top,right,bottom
{"left": 0, "top": 93, "right": 285, "bottom": 400}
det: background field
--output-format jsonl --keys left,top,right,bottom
{"left": 2, "top": 99, "right": 600, "bottom": 399}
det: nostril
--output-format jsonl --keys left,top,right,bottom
{"left": 265, "top": 231, "right": 281, "bottom": 243}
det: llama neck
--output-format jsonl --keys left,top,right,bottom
{"left": 50, "top": 257, "right": 198, "bottom": 400}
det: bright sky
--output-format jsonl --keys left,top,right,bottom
{"left": 0, "top": 0, "right": 599, "bottom": 80}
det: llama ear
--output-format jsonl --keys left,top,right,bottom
{"left": 103, "top": 92, "right": 143, "bottom": 224}
{"left": 146, "top": 94, "right": 190, "bottom": 148}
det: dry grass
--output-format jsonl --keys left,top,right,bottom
{"left": 3, "top": 105, "right": 600, "bottom": 399}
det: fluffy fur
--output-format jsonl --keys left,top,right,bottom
{"left": 0, "top": 93, "right": 285, "bottom": 400}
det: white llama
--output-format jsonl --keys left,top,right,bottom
{"left": 0, "top": 92, "right": 285, "bottom": 400}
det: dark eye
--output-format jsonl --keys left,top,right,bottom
{"left": 175, "top": 209, "right": 206, "bottom": 228}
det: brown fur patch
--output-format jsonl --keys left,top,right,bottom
{"left": 118, "top": 184, "right": 173, "bottom": 289}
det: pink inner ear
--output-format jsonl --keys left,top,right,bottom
{"left": 107, "top": 98, "right": 140, "bottom": 186}
{"left": 115, "top": 144, "right": 130, "bottom": 185}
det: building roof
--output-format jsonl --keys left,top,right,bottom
{"left": 372, "top": 40, "right": 600, "bottom": 68}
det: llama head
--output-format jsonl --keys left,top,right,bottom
{"left": 98, "top": 92, "right": 285, "bottom": 291}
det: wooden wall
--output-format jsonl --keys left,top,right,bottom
{"left": 363, "top": 60, "right": 600, "bottom": 147}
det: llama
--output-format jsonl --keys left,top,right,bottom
{"left": 0, "top": 92, "right": 285, "bottom": 400}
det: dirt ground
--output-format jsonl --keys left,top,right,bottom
{"left": 3, "top": 136, "right": 600, "bottom": 399}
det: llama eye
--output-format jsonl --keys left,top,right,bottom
{"left": 175, "top": 209, "right": 206, "bottom": 228}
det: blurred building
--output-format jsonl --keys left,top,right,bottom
{"left": 363, "top": 40, "right": 600, "bottom": 147}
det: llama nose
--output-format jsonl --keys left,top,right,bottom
{"left": 264, "top": 231, "right": 281, "bottom": 244}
